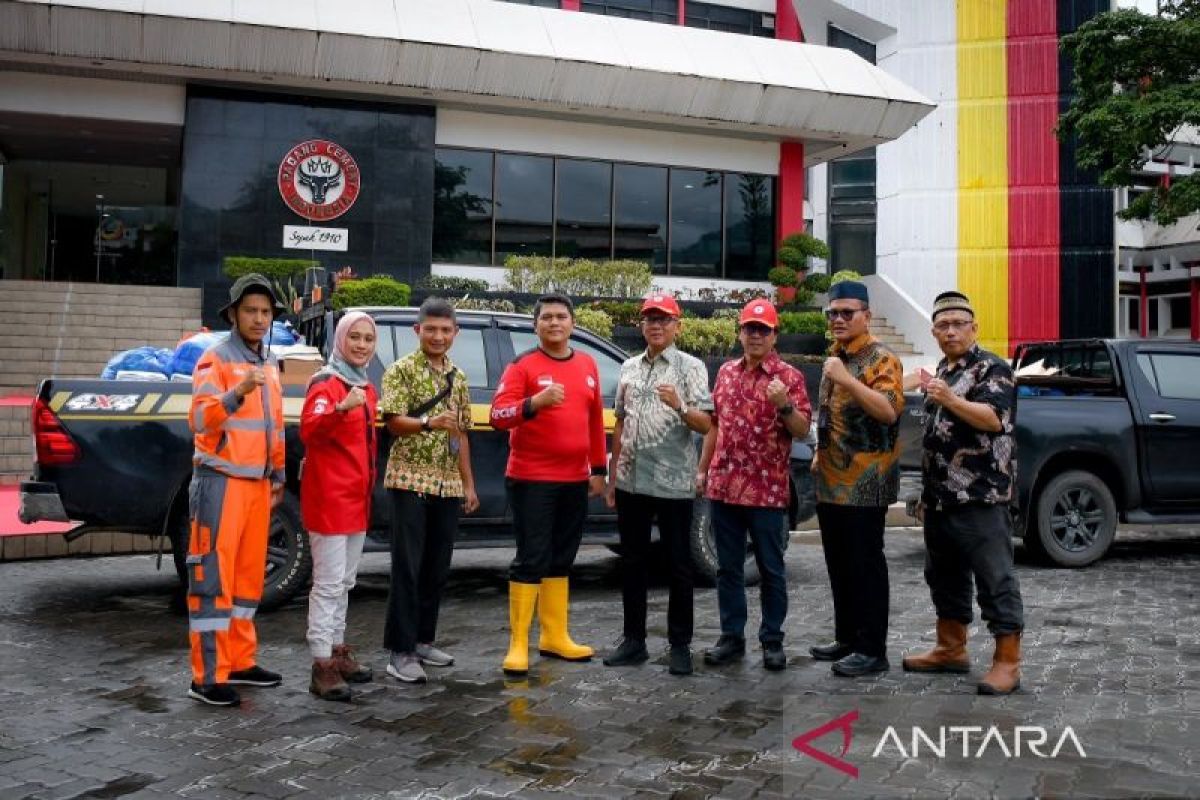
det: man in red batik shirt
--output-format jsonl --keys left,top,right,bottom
{"left": 490, "top": 293, "right": 608, "bottom": 676}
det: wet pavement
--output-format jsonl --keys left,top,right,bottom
{"left": 1, "top": 526, "right": 1199, "bottom": 799}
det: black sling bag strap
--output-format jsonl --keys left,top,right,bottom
{"left": 409, "top": 367, "right": 459, "bottom": 419}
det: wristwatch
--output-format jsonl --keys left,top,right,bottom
{"left": 777, "top": 404, "right": 795, "bottom": 417}
{"left": 676, "top": 402, "right": 689, "bottom": 421}
{"left": 420, "top": 414, "right": 431, "bottom": 431}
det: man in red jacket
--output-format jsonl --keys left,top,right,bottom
{"left": 490, "top": 293, "right": 608, "bottom": 676}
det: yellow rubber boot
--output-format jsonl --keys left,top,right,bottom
{"left": 502, "top": 581, "right": 539, "bottom": 676}
{"left": 537, "top": 577, "right": 594, "bottom": 661}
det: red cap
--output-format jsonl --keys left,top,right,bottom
{"left": 640, "top": 293, "right": 682, "bottom": 318}
{"left": 738, "top": 299, "right": 779, "bottom": 329}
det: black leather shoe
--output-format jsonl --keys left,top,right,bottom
{"left": 763, "top": 642, "right": 787, "bottom": 671}
{"left": 227, "top": 665, "right": 282, "bottom": 687}
{"left": 703, "top": 635, "right": 745, "bottom": 666}
{"left": 603, "top": 638, "right": 649, "bottom": 667}
{"left": 668, "top": 645, "right": 693, "bottom": 676}
{"left": 809, "top": 641, "right": 853, "bottom": 662}
{"left": 831, "top": 652, "right": 890, "bottom": 677}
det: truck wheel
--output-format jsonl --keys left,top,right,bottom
{"left": 166, "top": 492, "right": 311, "bottom": 612}
{"left": 261, "top": 493, "right": 312, "bottom": 611}
{"left": 689, "top": 497, "right": 791, "bottom": 587}
{"left": 1029, "top": 470, "right": 1117, "bottom": 567}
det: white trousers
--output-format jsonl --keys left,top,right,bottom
{"left": 306, "top": 532, "right": 366, "bottom": 658}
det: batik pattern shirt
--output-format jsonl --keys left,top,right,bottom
{"left": 706, "top": 352, "right": 811, "bottom": 509}
{"left": 921, "top": 344, "right": 1016, "bottom": 508}
{"left": 613, "top": 346, "right": 713, "bottom": 499}
{"left": 380, "top": 351, "right": 471, "bottom": 497}
{"left": 814, "top": 333, "right": 904, "bottom": 507}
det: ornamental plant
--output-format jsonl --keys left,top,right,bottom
{"left": 830, "top": 269, "right": 863, "bottom": 285}
{"left": 331, "top": 276, "right": 411, "bottom": 309}
{"left": 776, "top": 232, "right": 830, "bottom": 273}
{"left": 675, "top": 317, "right": 737, "bottom": 356}
{"left": 573, "top": 307, "right": 614, "bottom": 340}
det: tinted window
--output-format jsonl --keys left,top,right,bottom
{"left": 555, "top": 158, "right": 612, "bottom": 260}
{"left": 495, "top": 153, "right": 553, "bottom": 263}
{"left": 509, "top": 330, "right": 623, "bottom": 398}
{"left": 685, "top": 1, "right": 775, "bottom": 37}
{"left": 374, "top": 323, "right": 397, "bottom": 368}
{"left": 581, "top": 0, "right": 677, "bottom": 23}
{"left": 613, "top": 163, "right": 667, "bottom": 270}
{"left": 1149, "top": 354, "right": 1200, "bottom": 400}
{"left": 433, "top": 148, "right": 493, "bottom": 265}
{"left": 724, "top": 172, "right": 775, "bottom": 280}
{"left": 670, "top": 169, "right": 723, "bottom": 277}
{"left": 393, "top": 325, "right": 490, "bottom": 388}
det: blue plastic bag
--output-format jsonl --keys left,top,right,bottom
{"left": 169, "top": 331, "right": 228, "bottom": 377}
{"left": 101, "top": 346, "right": 174, "bottom": 379}
{"left": 269, "top": 320, "right": 297, "bottom": 346}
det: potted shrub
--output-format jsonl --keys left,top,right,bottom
{"left": 768, "top": 265, "right": 799, "bottom": 306}
{"left": 777, "top": 232, "right": 830, "bottom": 284}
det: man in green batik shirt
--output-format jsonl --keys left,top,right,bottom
{"left": 379, "top": 297, "right": 478, "bottom": 684}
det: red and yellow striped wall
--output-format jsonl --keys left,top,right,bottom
{"left": 957, "top": 0, "right": 1113, "bottom": 354}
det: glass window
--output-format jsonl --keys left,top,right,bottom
{"left": 1149, "top": 354, "right": 1200, "bottom": 400}
{"left": 509, "top": 330, "right": 623, "bottom": 397}
{"left": 828, "top": 221, "right": 875, "bottom": 274}
{"left": 669, "top": 169, "right": 723, "bottom": 277}
{"left": 498, "top": 0, "right": 560, "bottom": 6}
{"left": 394, "top": 325, "right": 489, "bottom": 388}
{"left": 555, "top": 159, "right": 612, "bottom": 260}
{"left": 1168, "top": 296, "right": 1191, "bottom": 330}
{"left": 494, "top": 153, "right": 553, "bottom": 264}
{"left": 724, "top": 173, "right": 775, "bottom": 280}
{"left": 433, "top": 148, "right": 493, "bottom": 265}
{"left": 685, "top": 2, "right": 774, "bottom": 38}
{"left": 373, "top": 322, "right": 397, "bottom": 369}
{"left": 581, "top": 0, "right": 677, "bottom": 23}
{"left": 613, "top": 163, "right": 667, "bottom": 270}
{"left": 828, "top": 25, "right": 877, "bottom": 63}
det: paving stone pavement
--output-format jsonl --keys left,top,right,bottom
{"left": 1, "top": 526, "right": 1199, "bottom": 799}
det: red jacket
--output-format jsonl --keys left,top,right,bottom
{"left": 299, "top": 374, "right": 378, "bottom": 535}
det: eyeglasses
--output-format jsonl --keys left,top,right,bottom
{"left": 740, "top": 323, "right": 774, "bottom": 336}
{"left": 824, "top": 307, "right": 865, "bottom": 321}
{"left": 641, "top": 315, "right": 677, "bottom": 327}
{"left": 933, "top": 319, "right": 973, "bottom": 333}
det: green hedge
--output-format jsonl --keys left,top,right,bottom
{"left": 331, "top": 276, "right": 411, "bottom": 310}
{"left": 574, "top": 307, "right": 614, "bottom": 340}
{"left": 222, "top": 256, "right": 318, "bottom": 280}
{"left": 676, "top": 317, "right": 737, "bottom": 356}
{"left": 419, "top": 275, "right": 490, "bottom": 293}
{"left": 586, "top": 300, "right": 643, "bottom": 327}
{"left": 831, "top": 269, "right": 862, "bottom": 285}
{"left": 504, "top": 256, "right": 653, "bottom": 298}
{"left": 453, "top": 297, "right": 516, "bottom": 313}
{"left": 803, "top": 272, "right": 832, "bottom": 293}
{"left": 777, "top": 310, "right": 828, "bottom": 336}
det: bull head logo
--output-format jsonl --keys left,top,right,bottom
{"left": 298, "top": 157, "right": 342, "bottom": 205}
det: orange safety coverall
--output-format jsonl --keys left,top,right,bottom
{"left": 187, "top": 331, "right": 285, "bottom": 686}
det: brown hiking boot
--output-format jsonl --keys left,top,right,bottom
{"left": 310, "top": 658, "right": 351, "bottom": 702}
{"left": 333, "top": 644, "right": 373, "bottom": 683}
{"left": 978, "top": 632, "right": 1021, "bottom": 695}
{"left": 903, "top": 619, "right": 970, "bottom": 674}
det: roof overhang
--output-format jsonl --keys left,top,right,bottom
{"left": 0, "top": 0, "right": 935, "bottom": 165}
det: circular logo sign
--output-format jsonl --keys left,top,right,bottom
{"left": 277, "top": 139, "right": 361, "bottom": 222}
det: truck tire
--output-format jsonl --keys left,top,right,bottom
{"left": 166, "top": 491, "right": 312, "bottom": 612}
{"left": 1028, "top": 470, "right": 1117, "bottom": 567}
{"left": 689, "top": 497, "right": 791, "bottom": 587}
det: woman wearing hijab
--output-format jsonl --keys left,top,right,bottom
{"left": 300, "top": 311, "right": 379, "bottom": 701}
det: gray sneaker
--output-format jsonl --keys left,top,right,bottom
{"left": 415, "top": 642, "right": 455, "bottom": 667}
{"left": 386, "top": 652, "right": 427, "bottom": 684}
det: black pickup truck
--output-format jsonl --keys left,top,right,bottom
{"left": 904, "top": 338, "right": 1200, "bottom": 566}
{"left": 20, "top": 307, "right": 816, "bottom": 609}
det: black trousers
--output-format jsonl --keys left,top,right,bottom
{"left": 816, "top": 503, "right": 890, "bottom": 658}
{"left": 614, "top": 490, "right": 694, "bottom": 646}
{"left": 383, "top": 489, "right": 460, "bottom": 653}
{"left": 924, "top": 503, "right": 1024, "bottom": 635}
{"left": 507, "top": 479, "right": 588, "bottom": 584}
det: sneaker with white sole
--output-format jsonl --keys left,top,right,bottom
{"left": 386, "top": 652, "right": 428, "bottom": 683}
{"left": 415, "top": 642, "right": 455, "bottom": 667}
{"left": 226, "top": 665, "right": 282, "bottom": 687}
{"left": 188, "top": 682, "right": 240, "bottom": 706}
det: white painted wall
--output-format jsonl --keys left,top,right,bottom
{"left": 436, "top": 108, "right": 780, "bottom": 175}
{"left": 0, "top": 72, "right": 184, "bottom": 125}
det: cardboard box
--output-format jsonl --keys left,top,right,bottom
{"left": 280, "top": 357, "right": 322, "bottom": 386}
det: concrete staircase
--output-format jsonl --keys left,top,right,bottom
{"left": 870, "top": 315, "right": 918, "bottom": 356}
{"left": 0, "top": 280, "right": 203, "bottom": 397}
{"left": 0, "top": 403, "right": 30, "bottom": 487}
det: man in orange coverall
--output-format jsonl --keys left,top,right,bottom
{"left": 186, "top": 274, "right": 287, "bottom": 706}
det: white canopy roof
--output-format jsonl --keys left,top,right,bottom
{"left": 0, "top": 0, "right": 935, "bottom": 164}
